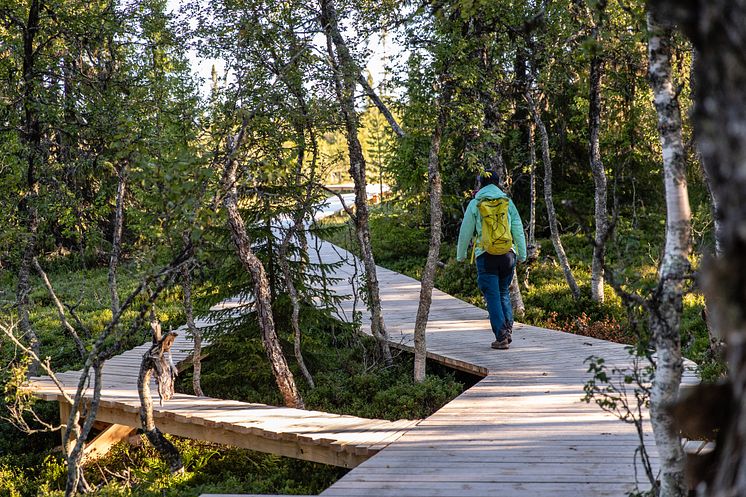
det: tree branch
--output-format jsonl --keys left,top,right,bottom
{"left": 357, "top": 73, "right": 405, "bottom": 138}
{"left": 32, "top": 258, "right": 86, "bottom": 359}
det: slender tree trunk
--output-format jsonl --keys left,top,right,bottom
{"left": 413, "top": 86, "right": 450, "bottom": 383}
{"left": 321, "top": 0, "right": 392, "bottom": 365}
{"left": 278, "top": 237, "right": 315, "bottom": 388}
{"left": 64, "top": 361, "right": 101, "bottom": 496}
{"left": 528, "top": 121, "right": 537, "bottom": 251}
{"left": 277, "top": 121, "right": 315, "bottom": 389}
{"left": 358, "top": 73, "right": 404, "bottom": 138}
{"left": 222, "top": 144, "right": 304, "bottom": 409}
{"left": 527, "top": 92, "right": 581, "bottom": 300}
{"left": 589, "top": 51, "right": 608, "bottom": 303}
{"left": 689, "top": 49, "right": 723, "bottom": 258}
{"left": 646, "top": 12, "right": 689, "bottom": 497}
{"left": 109, "top": 164, "right": 126, "bottom": 317}
{"left": 181, "top": 257, "right": 203, "bottom": 397}
{"left": 17, "top": 0, "right": 43, "bottom": 376}
{"left": 17, "top": 213, "right": 39, "bottom": 376}
{"left": 509, "top": 271, "right": 525, "bottom": 318}
{"left": 649, "top": 2, "right": 746, "bottom": 496}
{"left": 701, "top": 160, "right": 723, "bottom": 257}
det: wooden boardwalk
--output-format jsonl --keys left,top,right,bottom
{"left": 300, "top": 238, "right": 700, "bottom": 497}
{"left": 27, "top": 215, "right": 700, "bottom": 495}
{"left": 28, "top": 297, "right": 418, "bottom": 468}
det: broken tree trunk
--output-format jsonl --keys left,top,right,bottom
{"left": 137, "top": 330, "right": 183, "bottom": 473}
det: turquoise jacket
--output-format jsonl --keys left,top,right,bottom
{"left": 456, "top": 184, "right": 527, "bottom": 262}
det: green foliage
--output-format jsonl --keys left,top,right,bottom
{"left": 180, "top": 298, "right": 468, "bottom": 421}
{"left": 0, "top": 259, "right": 189, "bottom": 372}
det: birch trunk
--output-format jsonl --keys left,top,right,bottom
{"left": 527, "top": 121, "right": 537, "bottom": 251}
{"left": 589, "top": 51, "right": 608, "bottom": 303}
{"left": 109, "top": 164, "right": 126, "bottom": 317}
{"left": 277, "top": 165, "right": 315, "bottom": 388}
{"left": 648, "top": 2, "right": 746, "bottom": 495}
{"left": 646, "top": 12, "right": 689, "bottom": 497}
{"left": 321, "top": 0, "right": 392, "bottom": 365}
{"left": 222, "top": 143, "right": 304, "bottom": 409}
{"left": 689, "top": 49, "right": 723, "bottom": 257}
{"left": 701, "top": 160, "right": 723, "bottom": 257}
{"left": 527, "top": 92, "right": 581, "bottom": 300}
{"left": 413, "top": 87, "right": 450, "bottom": 383}
{"left": 358, "top": 73, "right": 404, "bottom": 138}
{"left": 509, "top": 271, "right": 525, "bottom": 318}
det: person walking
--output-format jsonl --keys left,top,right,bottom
{"left": 456, "top": 169, "right": 527, "bottom": 349}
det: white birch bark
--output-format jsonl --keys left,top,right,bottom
{"left": 646, "top": 12, "right": 689, "bottom": 497}
{"left": 589, "top": 51, "right": 608, "bottom": 303}
{"left": 413, "top": 87, "right": 450, "bottom": 383}
{"left": 647, "top": 1, "right": 746, "bottom": 495}
{"left": 526, "top": 92, "right": 581, "bottom": 300}
{"left": 320, "top": 0, "right": 393, "bottom": 365}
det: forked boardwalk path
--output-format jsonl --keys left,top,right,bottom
{"left": 301, "top": 238, "right": 699, "bottom": 497}
{"left": 27, "top": 227, "right": 699, "bottom": 496}
{"left": 28, "top": 297, "right": 418, "bottom": 468}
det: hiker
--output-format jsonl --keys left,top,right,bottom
{"left": 456, "top": 169, "right": 527, "bottom": 349}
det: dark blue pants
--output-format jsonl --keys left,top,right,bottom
{"left": 476, "top": 252, "right": 516, "bottom": 341}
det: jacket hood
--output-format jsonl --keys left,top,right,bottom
{"left": 475, "top": 184, "right": 508, "bottom": 200}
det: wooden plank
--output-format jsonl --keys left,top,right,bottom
{"left": 83, "top": 424, "right": 136, "bottom": 461}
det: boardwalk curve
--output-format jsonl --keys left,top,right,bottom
{"left": 301, "top": 237, "right": 699, "bottom": 497}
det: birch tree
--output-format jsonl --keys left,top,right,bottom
{"left": 526, "top": 91, "right": 581, "bottom": 300}
{"left": 320, "top": 0, "right": 393, "bottom": 365}
{"left": 414, "top": 84, "right": 451, "bottom": 383}
{"left": 646, "top": 11, "right": 690, "bottom": 497}
{"left": 649, "top": 1, "right": 746, "bottom": 495}
{"left": 585, "top": 0, "right": 609, "bottom": 303}
{"left": 221, "top": 127, "right": 304, "bottom": 409}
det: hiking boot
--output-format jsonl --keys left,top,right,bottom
{"left": 498, "top": 326, "right": 513, "bottom": 344}
{"left": 491, "top": 338, "right": 510, "bottom": 350}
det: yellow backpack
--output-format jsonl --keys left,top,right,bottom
{"left": 477, "top": 197, "right": 513, "bottom": 255}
